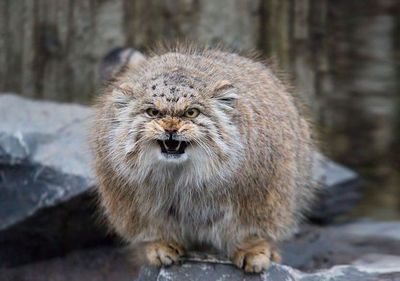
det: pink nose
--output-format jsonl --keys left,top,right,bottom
{"left": 165, "top": 128, "right": 177, "bottom": 134}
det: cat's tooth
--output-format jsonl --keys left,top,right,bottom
{"left": 163, "top": 140, "right": 168, "bottom": 149}
{"left": 176, "top": 141, "right": 181, "bottom": 151}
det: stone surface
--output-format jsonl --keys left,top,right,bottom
{"left": 0, "top": 94, "right": 361, "bottom": 267}
{"left": 136, "top": 258, "right": 400, "bottom": 281}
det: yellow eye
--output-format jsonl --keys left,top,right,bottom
{"left": 146, "top": 108, "right": 160, "bottom": 117}
{"left": 184, "top": 108, "right": 200, "bottom": 118}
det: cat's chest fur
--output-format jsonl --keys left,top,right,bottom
{"left": 165, "top": 193, "right": 227, "bottom": 226}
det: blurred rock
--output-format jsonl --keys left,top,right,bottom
{"left": 0, "top": 94, "right": 361, "bottom": 267}
{"left": 310, "top": 153, "right": 363, "bottom": 223}
{"left": 0, "top": 94, "right": 109, "bottom": 267}
{"left": 282, "top": 221, "right": 400, "bottom": 270}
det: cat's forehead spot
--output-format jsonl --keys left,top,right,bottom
{"left": 146, "top": 71, "right": 204, "bottom": 102}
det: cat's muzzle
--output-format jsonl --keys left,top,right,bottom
{"left": 157, "top": 138, "right": 188, "bottom": 155}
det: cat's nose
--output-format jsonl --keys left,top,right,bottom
{"left": 164, "top": 128, "right": 177, "bottom": 135}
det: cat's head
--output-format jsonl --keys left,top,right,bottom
{"left": 102, "top": 52, "right": 244, "bottom": 188}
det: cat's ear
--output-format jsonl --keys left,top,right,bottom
{"left": 212, "top": 80, "right": 238, "bottom": 109}
{"left": 100, "top": 47, "right": 146, "bottom": 81}
{"left": 111, "top": 82, "right": 134, "bottom": 109}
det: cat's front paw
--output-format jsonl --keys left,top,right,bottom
{"left": 145, "top": 241, "right": 185, "bottom": 267}
{"left": 232, "top": 239, "right": 281, "bottom": 273}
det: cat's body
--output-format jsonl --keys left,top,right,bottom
{"left": 91, "top": 47, "right": 315, "bottom": 273}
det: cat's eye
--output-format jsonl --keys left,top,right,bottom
{"left": 146, "top": 108, "right": 160, "bottom": 117}
{"left": 184, "top": 108, "right": 200, "bottom": 118}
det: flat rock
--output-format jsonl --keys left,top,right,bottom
{"left": 0, "top": 94, "right": 361, "bottom": 267}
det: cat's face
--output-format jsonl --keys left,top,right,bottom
{"left": 107, "top": 69, "right": 243, "bottom": 187}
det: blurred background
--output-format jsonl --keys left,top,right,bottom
{"left": 1, "top": 0, "right": 399, "bottom": 219}
{"left": 1, "top": 1, "right": 400, "bottom": 280}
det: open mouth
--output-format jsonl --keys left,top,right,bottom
{"left": 157, "top": 139, "right": 188, "bottom": 155}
